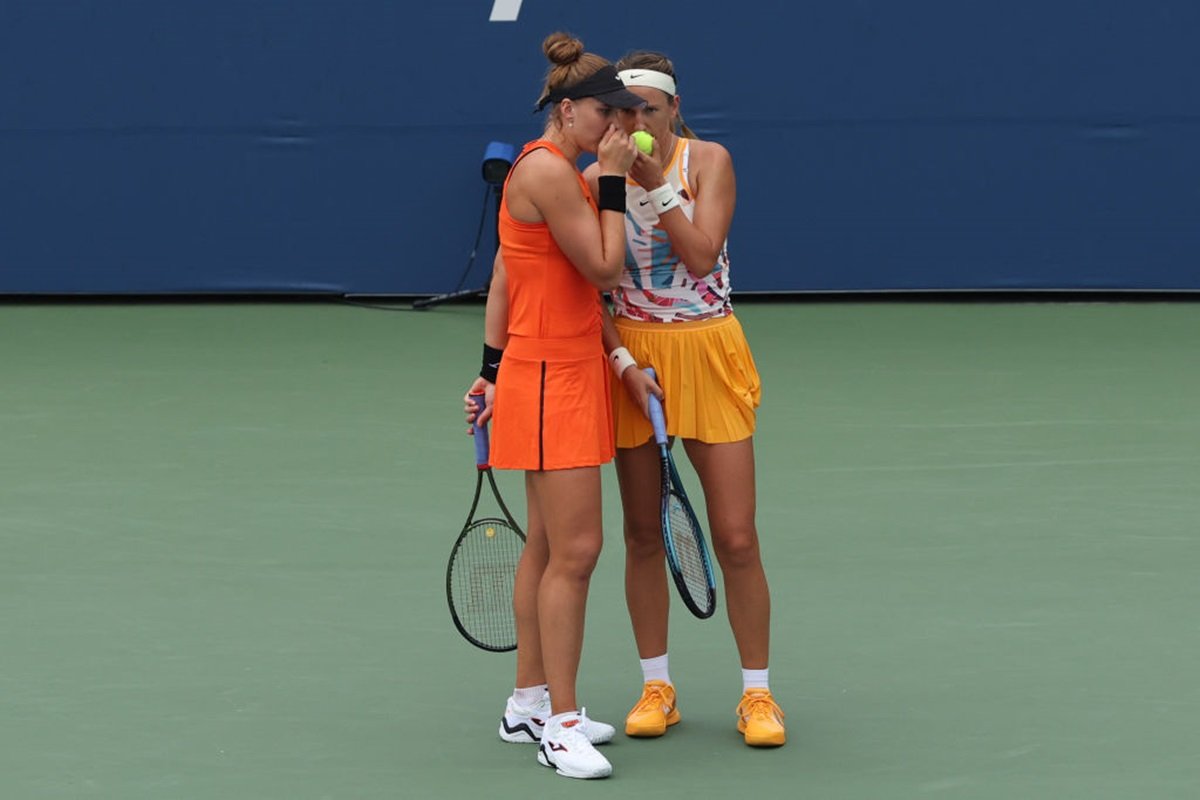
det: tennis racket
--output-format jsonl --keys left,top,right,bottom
{"left": 445, "top": 392, "right": 525, "bottom": 651}
{"left": 644, "top": 368, "right": 717, "bottom": 619}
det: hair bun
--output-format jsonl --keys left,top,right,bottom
{"left": 543, "top": 32, "right": 584, "bottom": 66}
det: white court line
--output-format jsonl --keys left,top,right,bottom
{"left": 489, "top": 0, "right": 523, "bottom": 21}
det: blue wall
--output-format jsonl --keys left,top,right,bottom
{"left": 2, "top": 1, "right": 1198, "bottom": 294}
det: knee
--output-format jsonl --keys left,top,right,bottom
{"left": 623, "top": 518, "right": 664, "bottom": 561}
{"left": 712, "top": 525, "right": 761, "bottom": 571}
{"left": 551, "top": 534, "right": 603, "bottom": 581}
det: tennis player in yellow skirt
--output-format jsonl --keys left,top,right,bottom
{"left": 583, "top": 50, "right": 786, "bottom": 747}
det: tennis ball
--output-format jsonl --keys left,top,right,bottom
{"left": 486, "top": 527, "right": 495, "bottom": 538}
{"left": 632, "top": 130, "right": 654, "bottom": 155}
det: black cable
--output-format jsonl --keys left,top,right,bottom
{"left": 340, "top": 184, "right": 494, "bottom": 312}
{"left": 448, "top": 184, "right": 494, "bottom": 295}
{"left": 407, "top": 185, "right": 494, "bottom": 311}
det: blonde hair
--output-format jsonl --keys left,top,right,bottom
{"left": 615, "top": 50, "right": 697, "bottom": 139}
{"left": 536, "top": 32, "right": 612, "bottom": 122}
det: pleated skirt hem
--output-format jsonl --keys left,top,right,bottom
{"left": 611, "top": 314, "right": 761, "bottom": 448}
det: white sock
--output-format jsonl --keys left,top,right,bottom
{"left": 640, "top": 654, "right": 671, "bottom": 685}
{"left": 512, "top": 684, "right": 548, "bottom": 708}
{"left": 742, "top": 668, "right": 769, "bottom": 692}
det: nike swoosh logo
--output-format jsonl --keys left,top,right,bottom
{"left": 639, "top": 199, "right": 650, "bottom": 206}
{"left": 627, "top": 72, "right": 644, "bottom": 79}
{"left": 661, "top": 199, "right": 673, "bottom": 207}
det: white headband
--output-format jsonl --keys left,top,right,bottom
{"left": 617, "top": 69, "right": 677, "bottom": 97}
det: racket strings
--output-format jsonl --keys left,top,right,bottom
{"left": 667, "top": 493, "right": 713, "bottom": 610}
{"left": 448, "top": 519, "right": 523, "bottom": 650}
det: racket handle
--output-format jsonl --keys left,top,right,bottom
{"left": 644, "top": 367, "right": 669, "bottom": 446}
{"left": 470, "top": 392, "right": 490, "bottom": 468}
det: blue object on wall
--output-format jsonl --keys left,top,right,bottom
{"left": 481, "top": 141, "right": 516, "bottom": 187}
{"left": 2, "top": 1, "right": 1198, "bottom": 294}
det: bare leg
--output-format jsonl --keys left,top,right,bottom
{"left": 513, "top": 473, "right": 548, "bottom": 688}
{"left": 681, "top": 437, "right": 770, "bottom": 669}
{"left": 615, "top": 441, "right": 671, "bottom": 659}
{"left": 528, "top": 466, "right": 605, "bottom": 715}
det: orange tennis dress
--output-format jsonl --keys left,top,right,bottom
{"left": 489, "top": 140, "right": 615, "bottom": 471}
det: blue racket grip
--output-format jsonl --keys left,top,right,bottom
{"left": 470, "top": 392, "right": 490, "bottom": 467}
{"left": 644, "top": 367, "right": 669, "bottom": 446}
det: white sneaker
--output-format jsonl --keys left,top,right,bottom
{"left": 577, "top": 707, "right": 616, "bottom": 745}
{"left": 499, "top": 696, "right": 615, "bottom": 745}
{"left": 537, "top": 712, "right": 613, "bottom": 779}
{"left": 499, "top": 695, "right": 549, "bottom": 743}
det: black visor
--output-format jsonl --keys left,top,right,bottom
{"left": 536, "top": 65, "right": 647, "bottom": 112}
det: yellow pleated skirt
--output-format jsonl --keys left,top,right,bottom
{"left": 611, "top": 314, "right": 762, "bottom": 448}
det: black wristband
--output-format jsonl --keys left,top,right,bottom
{"left": 597, "top": 175, "right": 626, "bottom": 213}
{"left": 481, "top": 343, "right": 504, "bottom": 383}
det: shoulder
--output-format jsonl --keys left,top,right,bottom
{"left": 512, "top": 147, "right": 575, "bottom": 182}
{"left": 509, "top": 148, "right": 582, "bottom": 200}
{"left": 686, "top": 138, "right": 733, "bottom": 172}
{"left": 685, "top": 138, "right": 735, "bottom": 200}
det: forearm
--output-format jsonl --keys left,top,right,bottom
{"left": 658, "top": 210, "right": 721, "bottom": 278}
{"left": 600, "top": 297, "right": 640, "bottom": 379}
{"left": 600, "top": 299, "right": 624, "bottom": 354}
{"left": 599, "top": 210, "right": 628, "bottom": 285}
{"left": 645, "top": 144, "right": 734, "bottom": 279}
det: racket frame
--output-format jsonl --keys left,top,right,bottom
{"left": 445, "top": 392, "right": 526, "bottom": 652}
{"left": 644, "top": 368, "right": 718, "bottom": 619}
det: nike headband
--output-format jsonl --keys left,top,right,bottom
{"left": 617, "top": 69, "right": 677, "bottom": 97}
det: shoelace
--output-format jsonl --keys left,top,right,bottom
{"left": 632, "top": 684, "right": 671, "bottom": 714}
{"left": 739, "top": 693, "right": 783, "bottom": 722}
{"left": 547, "top": 717, "right": 591, "bottom": 748}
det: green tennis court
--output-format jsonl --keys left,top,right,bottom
{"left": 3, "top": 300, "right": 1198, "bottom": 798}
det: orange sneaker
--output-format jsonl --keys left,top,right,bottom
{"left": 624, "top": 680, "right": 680, "bottom": 737}
{"left": 736, "top": 689, "right": 786, "bottom": 747}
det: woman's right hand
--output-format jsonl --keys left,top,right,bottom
{"left": 621, "top": 366, "right": 664, "bottom": 420}
{"left": 596, "top": 125, "right": 637, "bottom": 175}
{"left": 463, "top": 376, "right": 496, "bottom": 434}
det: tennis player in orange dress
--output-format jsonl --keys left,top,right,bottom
{"left": 462, "top": 32, "right": 643, "bottom": 780}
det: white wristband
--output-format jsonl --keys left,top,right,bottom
{"left": 648, "top": 183, "right": 681, "bottom": 216}
{"left": 608, "top": 346, "right": 637, "bottom": 378}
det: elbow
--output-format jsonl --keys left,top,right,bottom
{"left": 592, "top": 264, "right": 623, "bottom": 291}
{"left": 695, "top": 246, "right": 727, "bottom": 278}
{"left": 687, "top": 258, "right": 718, "bottom": 279}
